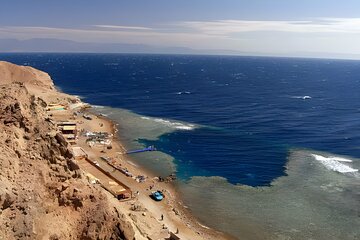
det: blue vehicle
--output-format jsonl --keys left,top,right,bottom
{"left": 151, "top": 191, "right": 164, "bottom": 201}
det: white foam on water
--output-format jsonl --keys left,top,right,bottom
{"left": 176, "top": 91, "right": 191, "bottom": 95}
{"left": 153, "top": 118, "right": 195, "bottom": 130}
{"left": 92, "top": 105, "right": 105, "bottom": 109}
{"left": 311, "top": 154, "right": 358, "bottom": 173}
{"left": 198, "top": 223, "right": 210, "bottom": 229}
{"left": 328, "top": 156, "right": 353, "bottom": 162}
{"left": 72, "top": 95, "right": 82, "bottom": 99}
{"left": 289, "top": 95, "right": 312, "bottom": 100}
{"left": 140, "top": 116, "right": 195, "bottom": 130}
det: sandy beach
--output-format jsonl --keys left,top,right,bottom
{"left": 0, "top": 61, "right": 232, "bottom": 239}
{"left": 76, "top": 102, "right": 236, "bottom": 239}
{"left": 72, "top": 106, "right": 232, "bottom": 240}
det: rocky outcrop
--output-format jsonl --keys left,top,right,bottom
{"left": 0, "top": 64, "right": 134, "bottom": 239}
{"left": 0, "top": 61, "right": 54, "bottom": 89}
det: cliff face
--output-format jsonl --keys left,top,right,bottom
{"left": 0, "top": 61, "right": 54, "bottom": 89}
{"left": 0, "top": 63, "right": 134, "bottom": 239}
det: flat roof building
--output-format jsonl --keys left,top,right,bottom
{"left": 72, "top": 147, "right": 88, "bottom": 161}
{"left": 57, "top": 121, "right": 78, "bottom": 144}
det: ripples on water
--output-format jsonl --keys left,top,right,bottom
{"left": 1, "top": 53, "right": 360, "bottom": 239}
{"left": 180, "top": 150, "right": 360, "bottom": 240}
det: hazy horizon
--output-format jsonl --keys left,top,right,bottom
{"left": 2, "top": 38, "right": 360, "bottom": 61}
{"left": 1, "top": 1, "right": 360, "bottom": 59}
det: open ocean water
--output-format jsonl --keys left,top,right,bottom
{"left": 1, "top": 53, "right": 359, "bottom": 239}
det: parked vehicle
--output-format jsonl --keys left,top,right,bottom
{"left": 151, "top": 191, "right": 164, "bottom": 201}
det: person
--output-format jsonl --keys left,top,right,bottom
{"left": 176, "top": 228, "right": 179, "bottom": 234}
{"left": 161, "top": 214, "right": 164, "bottom": 221}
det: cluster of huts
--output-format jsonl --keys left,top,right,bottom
{"left": 46, "top": 102, "right": 132, "bottom": 200}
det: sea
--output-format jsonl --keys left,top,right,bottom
{"left": 1, "top": 53, "right": 359, "bottom": 240}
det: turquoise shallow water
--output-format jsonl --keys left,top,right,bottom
{"left": 91, "top": 106, "right": 360, "bottom": 239}
{"left": 1, "top": 53, "right": 360, "bottom": 239}
{"left": 91, "top": 106, "right": 360, "bottom": 240}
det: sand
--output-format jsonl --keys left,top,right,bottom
{"left": 53, "top": 89, "right": 232, "bottom": 240}
{"left": 0, "top": 61, "right": 233, "bottom": 240}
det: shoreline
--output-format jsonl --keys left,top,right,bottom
{"left": 3, "top": 60, "right": 360, "bottom": 239}
{"left": 42, "top": 84, "right": 234, "bottom": 239}
{"left": 0, "top": 60, "right": 233, "bottom": 239}
{"left": 87, "top": 105, "right": 235, "bottom": 239}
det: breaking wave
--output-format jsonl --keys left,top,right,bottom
{"left": 175, "top": 91, "right": 191, "bottom": 95}
{"left": 289, "top": 95, "right": 312, "bottom": 100}
{"left": 311, "top": 154, "right": 359, "bottom": 173}
{"left": 92, "top": 105, "right": 105, "bottom": 109}
{"left": 140, "top": 116, "right": 195, "bottom": 130}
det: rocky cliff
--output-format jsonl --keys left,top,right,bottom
{"left": 0, "top": 63, "right": 134, "bottom": 240}
{"left": 0, "top": 61, "right": 54, "bottom": 89}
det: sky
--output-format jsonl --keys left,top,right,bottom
{"left": 1, "top": 0, "right": 360, "bottom": 58}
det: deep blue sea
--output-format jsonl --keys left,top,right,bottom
{"left": 2, "top": 53, "right": 360, "bottom": 239}
{"left": 3, "top": 53, "right": 360, "bottom": 185}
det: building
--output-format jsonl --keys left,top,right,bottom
{"left": 103, "top": 180, "right": 132, "bottom": 200}
{"left": 72, "top": 147, "right": 88, "bottom": 161}
{"left": 86, "top": 159, "right": 132, "bottom": 200}
{"left": 46, "top": 103, "right": 67, "bottom": 111}
{"left": 57, "top": 121, "right": 77, "bottom": 144}
{"left": 77, "top": 156, "right": 133, "bottom": 200}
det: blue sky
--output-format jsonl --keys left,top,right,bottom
{"left": 1, "top": 1, "right": 360, "bottom": 57}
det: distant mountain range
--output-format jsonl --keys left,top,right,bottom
{"left": 0, "top": 38, "right": 241, "bottom": 55}
{"left": 1, "top": 38, "right": 360, "bottom": 60}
